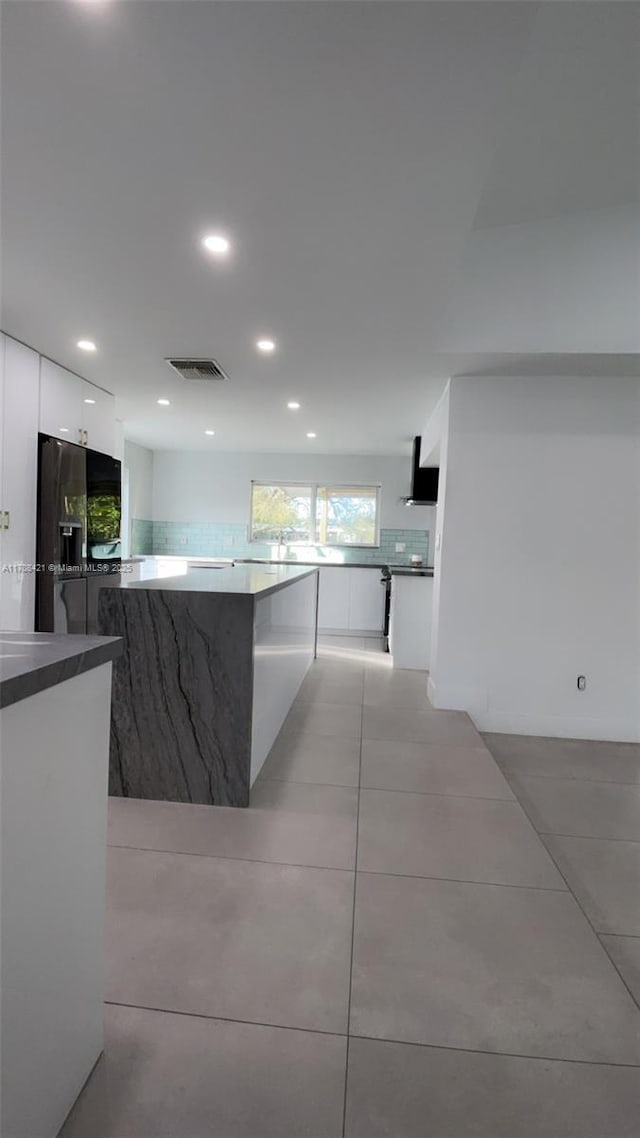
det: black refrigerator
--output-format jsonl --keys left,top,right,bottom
{"left": 36, "top": 433, "right": 122, "bottom": 634}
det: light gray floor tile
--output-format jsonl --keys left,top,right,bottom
{"left": 600, "top": 936, "right": 640, "bottom": 1005}
{"left": 316, "top": 637, "right": 368, "bottom": 664}
{"left": 305, "top": 660, "right": 365, "bottom": 685}
{"left": 345, "top": 1037, "right": 640, "bottom": 1138}
{"left": 60, "top": 1004, "right": 346, "bottom": 1138}
{"left": 107, "top": 848, "right": 353, "bottom": 1033}
{"left": 360, "top": 739, "right": 514, "bottom": 799}
{"left": 258, "top": 734, "right": 361, "bottom": 787}
{"left": 109, "top": 782, "right": 358, "bottom": 870}
{"left": 483, "top": 733, "right": 640, "bottom": 785}
{"left": 510, "top": 774, "right": 640, "bottom": 841}
{"left": 281, "top": 700, "right": 362, "bottom": 740}
{"left": 357, "top": 789, "right": 565, "bottom": 888}
{"left": 350, "top": 873, "right": 640, "bottom": 1062}
{"left": 296, "top": 674, "right": 364, "bottom": 706}
{"left": 363, "top": 704, "right": 482, "bottom": 746}
{"left": 543, "top": 835, "right": 640, "bottom": 935}
{"left": 363, "top": 668, "right": 431, "bottom": 709}
{"left": 358, "top": 637, "right": 385, "bottom": 653}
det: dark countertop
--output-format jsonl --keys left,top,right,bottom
{"left": 119, "top": 563, "right": 319, "bottom": 600}
{"left": 0, "top": 631, "right": 122, "bottom": 710}
{"left": 234, "top": 557, "right": 384, "bottom": 570}
{"left": 389, "top": 566, "right": 434, "bottom": 577}
{"left": 235, "top": 557, "right": 434, "bottom": 573}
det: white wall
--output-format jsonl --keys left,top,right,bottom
{"left": 151, "top": 450, "right": 434, "bottom": 533}
{"left": 428, "top": 374, "right": 640, "bottom": 742}
{"left": 124, "top": 440, "right": 154, "bottom": 520}
{"left": 421, "top": 382, "right": 451, "bottom": 676}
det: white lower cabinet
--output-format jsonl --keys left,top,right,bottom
{"left": 317, "top": 566, "right": 385, "bottom": 633}
{"left": 347, "top": 568, "right": 385, "bottom": 632}
{"left": 317, "top": 567, "right": 351, "bottom": 630}
{"left": 389, "top": 574, "right": 433, "bottom": 670}
{"left": 0, "top": 336, "right": 40, "bottom": 631}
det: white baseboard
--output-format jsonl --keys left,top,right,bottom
{"left": 427, "top": 677, "right": 639, "bottom": 742}
{"left": 470, "top": 708, "right": 640, "bottom": 743}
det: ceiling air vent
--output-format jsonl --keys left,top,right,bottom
{"left": 165, "top": 358, "right": 228, "bottom": 381}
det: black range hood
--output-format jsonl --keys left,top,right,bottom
{"left": 405, "top": 436, "right": 439, "bottom": 506}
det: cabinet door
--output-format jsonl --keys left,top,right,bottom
{"left": 1, "top": 337, "right": 40, "bottom": 630}
{"left": 317, "top": 567, "right": 351, "bottom": 630}
{"left": 113, "top": 419, "right": 125, "bottom": 462}
{"left": 348, "top": 568, "right": 386, "bottom": 632}
{"left": 82, "top": 382, "right": 116, "bottom": 455}
{"left": 0, "top": 335, "right": 5, "bottom": 590}
{"left": 389, "top": 576, "right": 433, "bottom": 670}
{"left": 39, "top": 358, "right": 84, "bottom": 444}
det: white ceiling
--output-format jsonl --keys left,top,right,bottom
{"left": 1, "top": 1, "right": 638, "bottom": 455}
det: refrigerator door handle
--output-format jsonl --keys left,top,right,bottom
{"left": 84, "top": 429, "right": 89, "bottom": 447}
{"left": 77, "top": 428, "right": 83, "bottom": 446}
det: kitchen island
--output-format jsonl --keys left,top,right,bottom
{"left": 0, "top": 630, "right": 121, "bottom": 1138}
{"left": 99, "top": 564, "right": 319, "bottom": 807}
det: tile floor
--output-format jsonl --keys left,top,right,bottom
{"left": 60, "top": 638, "right": 640, "bottom": 1137}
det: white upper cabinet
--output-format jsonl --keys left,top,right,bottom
{"left": 1, "top": 336, "right": 40, "bottom": 631}
{"left": 113, "top": 419, "right": 125, "bottom": 463}
{"left": 0, "top": 335, "right": 5, "bottom": 587}
{"left": 81, "top": 384, "right": 115, "bottom": 456}
{"left": 39, "top": 358, "right": 85, "bottom": 445}
{"left": 39, "top": 357, "right": 116, "bottom": 454}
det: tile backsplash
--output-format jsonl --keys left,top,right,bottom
{"left": 131, "top": 520, "right": 429, "bottom": 565}
{"left": 130, "top": 518, "right": 154, "bottom": 555}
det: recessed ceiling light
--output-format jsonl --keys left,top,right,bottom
{"left": 287, "top": 401, "right": 300, "bottom": 410}
{"left": 306, "top": 432, "right": 317, "bottom": 439}
{"left": 60, "top": 427, "right": 69, "bottom": 433}
{"left": 77, "top": 339, "right": 97, "bottom": 352}
{"left": 84, "top": 398, "right": 96, "bottom": 405}
{"left": 204, "top": 430, "right": 215, "bottom": 436}
{"left": 157, "top": 398, "right": 170, "bottom": 406}
{"left": 202, "top": 233, "right": 231, "bottom": 257}
{"left": 256, "top": 339, "right": 276, "bottom": 353}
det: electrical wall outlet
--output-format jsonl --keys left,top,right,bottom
{"left": 395, "top": 542, "right": 406, "bottom": 553}
{"left": 179, "top": 536, "right": 188, "bottom": 545}
{"left": 577, "top": 675, "right": 586, "bottom": 691}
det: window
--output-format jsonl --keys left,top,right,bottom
{"left": 250, "top": 481, "right": 380, "bottom": 547}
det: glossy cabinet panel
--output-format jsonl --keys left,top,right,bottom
{"left": 0, "top": 336, "right": 39, "bottom": 631}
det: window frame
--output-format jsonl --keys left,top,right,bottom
{"left": 249, "top": 480, "right": 382, "bottom": 548}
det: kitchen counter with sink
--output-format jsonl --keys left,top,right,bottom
{"left": 0, "top": 630, "right": 121, "bottom": 1138}
{"left": 98, "top": 564, "right": 319, "bottom": 808}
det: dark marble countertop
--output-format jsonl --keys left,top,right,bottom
{"left": 0, "top": 631, "right": 122, "bottom": 710}
{"left": 120, "top": 563, "right": 319, "bottom": 600}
